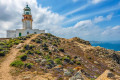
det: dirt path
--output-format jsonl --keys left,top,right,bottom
{"left": 0, "top": 34, "right": 38, "bottom": 80}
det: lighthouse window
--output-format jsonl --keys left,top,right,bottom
{"left": 27, "top": 32, "right": 29, "bottom": 34}
{"left": 34, "top": 32, "right": 37, "bottom": 34}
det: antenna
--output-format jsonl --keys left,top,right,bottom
{"left": 26, "top": 2, "right": 28, "bottom": 6}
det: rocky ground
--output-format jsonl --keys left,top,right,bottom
{"left": 0, "top": 33, "right": 120, "bottom": 80}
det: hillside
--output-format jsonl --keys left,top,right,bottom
{"left": 0, "top": 33, "right": 120, "bottom": 80}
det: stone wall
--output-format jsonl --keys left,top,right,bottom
{"left": 7, "top": 30, "right": 16, "bottom": 38}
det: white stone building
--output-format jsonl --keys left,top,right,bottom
{"left": 7, "top": 5, "right": 45, "bottom": 38}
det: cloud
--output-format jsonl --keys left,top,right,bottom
{"left": 91, "top": 0, "right": 105, "bottom": 4}
{"left": 93, "top": 14, "right": 113, "bottom": 23}
{"left": 72, "top": 0, "right": 79, "bottom": 3}
{"left": 64, "top": 2, "right": 119, "bottom": 24}
{"left": 64, "top": 4, "right": 89, "bottom": 16}
{"left": 0, "top": 0, "right": 120, "bottom": 41}
{"left": 0, "top": 0, "right": 65, "bottom": 38}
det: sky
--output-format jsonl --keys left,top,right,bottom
{"left": 0, "top": 0, "right": 120, "bottom": 41}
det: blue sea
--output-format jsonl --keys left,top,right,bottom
{"left": 90, "top": 41, "right": 120, "bottom": 51}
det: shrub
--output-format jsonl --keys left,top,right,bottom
{"left": 0, "top": 51, "right": 5, "bottom": 56}
{"left": 49, "top": 51, "right": 52, "bottom": 55}
{"left": 19, "top": 54, "right": 27, "bottom": 61}
{"left": 44, "top": 55, "right": 50, "bottom": 59}
{"left": 42, "top": 43, "right": 48, "bottom": 47}
{"left": 24, "top": 45, "right": 35, "bottom": 50}
{"left": 76, "top": 61, "right": 81, "bottom": 65}
{"left": 0, "top": 47, "right": 3, "bottom": 51}
{"left": 88, "top": 57, "right": 92, "bottom": 60}
{"left": 10, "top": 60, "right": 24, "bottom": 68}
{"left": 59, "top": 48, "right": 64, "bottom": 52}
{"left": 24, "top": 63, "right": 34, "bottom": 69}
{"left": 19, "top": 49, "right": 25, "bottom": 53}
{"left": 52, "top": 43, "right": 57, "bottom": 46}
{"left": 24, "top": 45, "right": 29, "bottom": 50}
{"left": 31, "top": 39, "right": 35, "bottom": 42}
{"left": 43, "top": 47, "right": 49, "bottom": 51}
{"left": 54, "top": 58, "right": 62, "bottom": 64}
{"left": 34, "top": 50, "right": 42, "bottom": 55}
{"left": 25, "top": 50, "right": 33, "bottom": 55}
{"left": 35, "top": 39, "right": 41, "bottom": 43}
{"left": 14, "top": 41, "right": 20, "bottom": 45}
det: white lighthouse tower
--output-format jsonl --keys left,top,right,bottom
{"left": 22, "top": 4, "right": 33, "bottom": 29}
{"left": 7, "top": 4, "right": 45, "bottom": 38}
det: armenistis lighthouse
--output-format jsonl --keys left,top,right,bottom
{"left": 7, "top": 4, "right": 45, "bottom": 38}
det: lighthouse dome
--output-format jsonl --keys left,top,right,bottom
{"left": 24, "top": 4, "right": 31, "bottom": 15}
{"left": 24, "top": 5, "right": 31, "bottom": 11}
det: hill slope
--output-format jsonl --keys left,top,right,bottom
{"left": 0, "top": 33, "right": 120, "bottom": 80}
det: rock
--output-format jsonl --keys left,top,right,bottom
{"left": 94, "top": 61, "right": 99, "bottom": 64}
{"left": 40, "top": 59, "right": 47, "bottom": 66}
{"left": 107, "top": 73, "right": 115, "bottom": 78}
{"left": 34, "top": 58, "right": 41, "bottom": 63}
{"left": 111, "top": 54, "right": 120, "bottom": 64}
{"left": 69, "top": 70, "right": 84, "bottom": 80}
{"left": 54, "top": 65, "right": 63, "bottom": 69}
{"left": 23, "top": 76, "right": 31, "bottom": 80}
{"left": 46, "top": 64, "right": 53, "bottom": 69}
{"left": 63, "top": 69, "right": 71, "bottom": 76}
{"left": 73, "top": 67, "right": 83, "bottom": 71}
{"left": 64, "top": 58, "right": 70, "bottom": 63}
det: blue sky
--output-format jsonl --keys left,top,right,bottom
{"left": 0, "top": 0, "right": 120, "bottom": 41}
{"left": 37, "top": 0, "right": 120, "bottom": 27}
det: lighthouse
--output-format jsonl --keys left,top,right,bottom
{"left": 22, "top": 5, "right": 33, "bottom": 29}
{"left": 7, "top": 4, "right": 45, "bottom": 38}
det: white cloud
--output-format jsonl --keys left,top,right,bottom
{"left": 0, "top": 0, "right": 65, "bottom": 38}
{"left": 112, "top": 26, "right": 120, "bottom": 30}
{"left": 0, "top": 0, "right": 120, "bottom": 41}
{"left": 93, "top": 14, "right": 113, "bottom": 23}
{"left": 91, "top": 0, "right": 105, "bottom": 4}
{"left": 64, "top": 4, "right": 89, "bottom": 16}
{"left": 72, "top": 0, "right": 79, "bottom": 3}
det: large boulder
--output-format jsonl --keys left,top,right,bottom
{"left": 69, "top": 70, "right": 84, "bottom": 80}
{"left": 63, "top": 69, "right": 71, "bottom": 77}
{"left": 111, "top": 54, "right": 120, "bottom": 64}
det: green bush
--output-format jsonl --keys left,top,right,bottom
{"left": 35, "top": 39, "right": 41, "bottom": 43}
{"left": 0, "top": 47, "right": 3, "bottom": 51}
{"left": 19, "top": 49, "right": 25, "bottom": 53}
{"left": 19, "top": 54, "right": 27, "bottom": 61}
{"left": 14, "top": 41, "right": 20, "bottom": 45}
{"left": 49, "top": 51, "right": 52, "bottom": 55}
{"left": 24, "top": 45, "right": 35, "bottom": 50}
{"left": 0, "top": 51, "right": 5, "bottom": 56}
{"left": 31, "top": 39, "right": 35, "bottom": 42}
{"left": 10, "top": 60, "right": 24, "bottom": 68}
{"left": 34, "top": 50, "right": 42, "bottom": 55}
{"left": 59, "top": 48, "right": 64, "bottom": 52}
{"left": 54, "top": 58, "right": 62, "bottom": 64}
{"left": 44, "top": 55, "right": 50, "bottom": 59}
{"left": 43, "top": 47, "right": 49, "bottom": 51}
{"left": 24, "top": 63, "right": 34, "bottom": 69}
{"left": 76, "top": 61, "right": 81, "bottom": 65}
{"left": 25, "top": 50, "right": 33, "bottom": 55}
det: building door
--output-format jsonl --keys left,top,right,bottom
{"left": 27, "top": 32, "right": 29, "bottom": 34}
{"left": 19, "top": 33, "right": 22, "bottom": 37}
{"left": 34, "top": 32, "right": 37, "bottom": 34}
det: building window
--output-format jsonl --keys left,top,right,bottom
{"left": 27, "top": 32, "right": 29, "bottom": 34}
{"left": 34, "top": 32, "right": 37, "bottom": 34}
{"left": 19, "top": 33, "right": 22, "bottom": 37}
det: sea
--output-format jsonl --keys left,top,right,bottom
{"left": 90, "top": 41, "right": 120, "bottom": 51}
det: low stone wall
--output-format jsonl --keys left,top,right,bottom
{"left": 0, "top": 38, "right": 10, "bottom": 41}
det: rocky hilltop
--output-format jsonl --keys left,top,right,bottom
{"left": 0, "top": 33, "right": 120, "bottom": 80}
